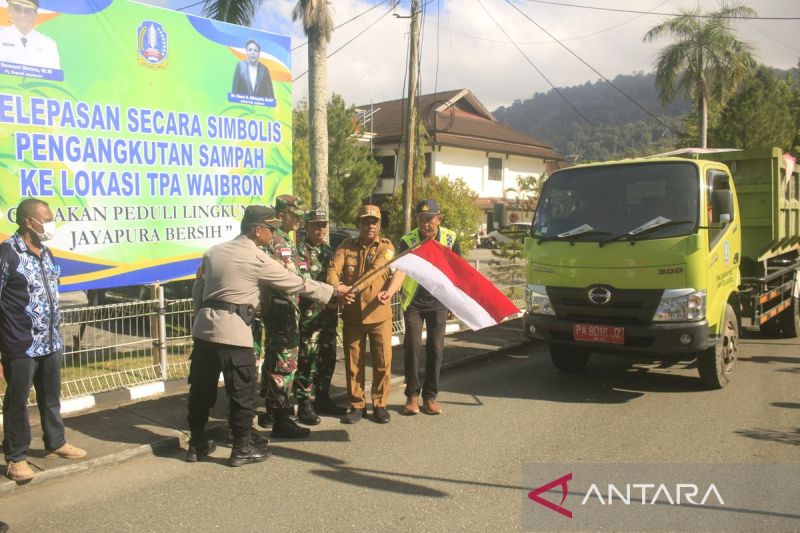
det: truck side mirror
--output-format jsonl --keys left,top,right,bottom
{"left": 711, "top": 189, "right": 734, "bottom": 224}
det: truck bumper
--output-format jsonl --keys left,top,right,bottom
{"left": 523, "top": 312, "right": 711, "bottom": 355}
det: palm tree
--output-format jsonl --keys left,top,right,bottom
{"left": 643, "top": 2, "right": 757, "bottom": 148}
{"left": 293, "top": 0, "right": 333, "bottom": 215}
{"left": 202, "top": 0, "right": 262, "bottom": 27}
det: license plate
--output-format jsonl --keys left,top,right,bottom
{"left": 573, "top": 323, "right": 624, "bottom": 344}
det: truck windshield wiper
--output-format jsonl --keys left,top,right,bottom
{"left": 538, "top": 224, "right": 611, "bottom": 243}
{"left": 599, "top": 216, "right": 693, "bottom": 246}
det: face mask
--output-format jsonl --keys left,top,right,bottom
{"left": 32, "top": 218, "right": 57, "bottom": 241}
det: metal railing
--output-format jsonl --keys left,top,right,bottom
{"left": 0, "top": 259, "right": 526, "bottom": 407}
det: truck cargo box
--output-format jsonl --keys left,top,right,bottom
{"left": 703, "top": 148, "right": 799, "bottom": 271}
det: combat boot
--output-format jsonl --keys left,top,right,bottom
{"left": 297, "top": 400, "right": 321, "bottom": 426}
{"left": 229, "top": 434, "right": 271, "bottom": 467}
{"left": 185, "top": 440, "right": 217, "bottom": 463}
{"left": 257, "top": 406, "right": 275, "bottom": 428}
{"left": 272, "top": 408, "right": 311, "bottom": 439}
{"left": 314, "top": 392, "right": 347, "bottom": 415}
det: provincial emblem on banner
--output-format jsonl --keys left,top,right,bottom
{"left": 137, "top": 20, "right": 168, "bottom": 69}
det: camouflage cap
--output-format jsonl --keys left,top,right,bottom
{"left": 357, "top": 204, "right": 381, "bottom": 220}
{"left": 305, "top": 209, "right": 328, "bottom": 223}
{"left": 275, "top": 194, "right": 305, "bottom": 216}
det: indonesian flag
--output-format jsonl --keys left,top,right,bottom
{"left": 393, "top": 239, "right": 519, "bottom": 330}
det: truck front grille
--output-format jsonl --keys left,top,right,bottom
{"left": 547, "top": 286, "right": 663, "bottom": 325}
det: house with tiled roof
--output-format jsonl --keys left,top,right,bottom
{"left": 358, "top": 89, "right": 565, "bottom": 230}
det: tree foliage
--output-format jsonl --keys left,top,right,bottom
{"left": 383, "top": 175, "right": 481, "bottom": 254}
{"left": 709, "top": 65, "right": 797, "bottom": 151}
{"left": 202, "top": 0, "right": 262, "bottom": 26}
{"left": 493, "top": 72, "right": 689, "bottom": 162}
{"left": 293, "top": 95, "right": 381, "bottom": 226}
{"left": 643, "top": 2, "right": 757, "bottom": 148}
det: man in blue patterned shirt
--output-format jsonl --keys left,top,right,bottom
{"left": 0, "top": 198, "right": 86, "bottom": 482}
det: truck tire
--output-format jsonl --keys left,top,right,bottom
{"left": 776, "top": 297, "right": 799, "bottom": 338}
{"left": 549, "top": 343, "right": 591, "bottom": 373}
{"left": 698, "top": 303, "right": 738, "bottom": 389}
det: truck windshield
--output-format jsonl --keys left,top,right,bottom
{"left": 533, "top": 162, "right": 699, "bottom": 243}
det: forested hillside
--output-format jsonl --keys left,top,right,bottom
{"left": 493, "top": 72, "right": 692, "bottom": 162}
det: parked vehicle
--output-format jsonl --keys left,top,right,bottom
{"left": 524, "top": 147, "right": 799, "bottom": 388}
{"left": 483, "top": 222, "right": 532, "bottom": 248}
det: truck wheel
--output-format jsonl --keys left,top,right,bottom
{"left": 776, "top": 297, "right": 799, "bottom": 338}
{"left": 549, "top": 343, "right": 591, "bottom": 373}
{"left": 698, "top": 303, "right": 738, "bottom": 389}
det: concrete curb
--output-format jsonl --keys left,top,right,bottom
{"left": 0, "top": 435, "right": 182, "bottom": 494}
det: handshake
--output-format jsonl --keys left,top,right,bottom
{"left": 332, "top": 284, "right": 357, "bottom": 306}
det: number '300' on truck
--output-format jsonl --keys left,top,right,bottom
{"left": 523, "top": 147, "right": 800, "bottom": 388}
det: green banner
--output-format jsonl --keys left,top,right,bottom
{"left": 0, "top": 0, "right": 292, "bottom": 291}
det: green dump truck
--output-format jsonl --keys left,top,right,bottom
{"left": 523, "top": 147, "right": 799, "bottom": 388}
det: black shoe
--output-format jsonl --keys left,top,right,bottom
{"left": 314, "top": 394, "right": 347, "bottom": 415}
{"left": 228, "top": 444, "right": 271, "bottom": 467}
{"left": 185, "top": 440, "right": 217, "bottom": 462}
{"left": 250, "top": 432, "right": 270, "bottom": 449}
{"left": 297, "top": 400, "right": 321, "bottom": 426}
{"left": 373, "top": 406, "right": 391, "bottom": 424}
{"left": 272, "top": 410, "right": 311, "bottom": 439}
{"left": 257, "top": 408, "right": 275, "bottom": 428}
{"left": 226, "top": 430, "right": 270, "bottom": 447}
{"left": 341, "top": 406, "right": 366, "bottom": 424}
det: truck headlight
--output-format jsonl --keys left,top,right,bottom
{"left": 652, "top": 289, "right": 706, "bottom": 321}
{"left": 527, "top": 284, "right": 555, "bottom": 316}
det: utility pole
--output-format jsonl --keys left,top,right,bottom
{"left": 402, "top": 0, "right": 420, "bottom": 233}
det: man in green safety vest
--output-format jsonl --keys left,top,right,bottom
{"left": 378, "top": 199, "right": 461, "bottom": 416}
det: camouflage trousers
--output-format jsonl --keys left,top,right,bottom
{"left": 295, "top": 308, "right": 338, "bottom": 401}
{"left": 260, "top": 298, "right": 300, "bottom": 409}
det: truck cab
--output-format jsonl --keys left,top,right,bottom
{"left": 524, "top": 156, "right": 743, "bottom": 388}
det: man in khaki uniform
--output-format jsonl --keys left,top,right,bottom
{"left": 188, "top": 205, "right": 352, "bottom": 467}
{"left": 327, "top": 205, "right": 396, "bottom": 424}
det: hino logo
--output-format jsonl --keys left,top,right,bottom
{"left": 587, "top": 287, "right": 612, "bottom": 305}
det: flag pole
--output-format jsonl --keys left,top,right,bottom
{"left": 347, "top": 238, "right": 430, "bottom": 294}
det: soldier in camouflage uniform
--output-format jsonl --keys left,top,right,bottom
{"left": 294, "top": 209, "right": 347, "bottom": 425}
{"left": 259, "top": 194, "right": 310, "bottom": 439}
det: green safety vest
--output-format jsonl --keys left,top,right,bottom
{"left": 399, "top": 227, "right": 457, "bottom": 310}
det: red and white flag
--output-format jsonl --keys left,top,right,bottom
{"left": 393, "top": 239, "right": 519, "bottom": 330}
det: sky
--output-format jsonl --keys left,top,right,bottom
{"left": 142, "top": 0, "right": 800, "bottom": 111}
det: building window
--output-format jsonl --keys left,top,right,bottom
{"left": 488, "top": 157, "right": 503, "bottom": 181}
{"left": 376, "top": 155, "right": 395, "bottom": 179}
{"left": 424, "top": 153, "right": 433, "bottom": 177}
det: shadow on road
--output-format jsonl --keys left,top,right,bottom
{"left": 443, "top": 350, "right": 708, "bottom": 406}
{"left": 270, "top": 445, "right": 524, "bottom": 498}
{"left": 734, "top": 427, "right": 800, "bottom": 447}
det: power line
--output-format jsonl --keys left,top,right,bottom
{"left": 176, "top": 0, "right": 204, "bottom": 12}
{"left": 293, "top": 2, "right": 396, "bottom": 81}
{"left": 745, "top": 19, "right": 800, "bottom": 55}
{"left": 476, "top": 0, "right": 592, "bottom": 125}
{"left": 430, "top": 0, "right": 670, "bottom": 46}
{"left": 292, "top": 0, "right": 392, "bottom": 52}
{"left": 505, "top": 0, "right": 679, "bottom": 134}
{"left": 522, "top": 0, "right": 800, "bottom": 20}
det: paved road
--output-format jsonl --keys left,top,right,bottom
{"left": 1, "top": 333, "right": 797, "bottom": 532}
